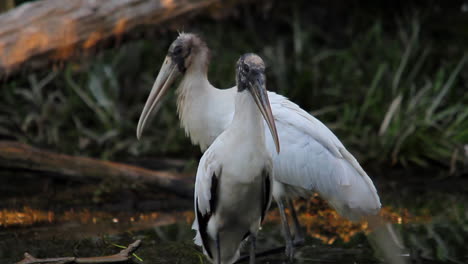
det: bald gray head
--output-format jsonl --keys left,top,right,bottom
{"left": 168, "top": 33, "right": 209, "bottom": 73}
{"left": 136, "top": 33, "right": 209, "bottom": 139}
{"left": 234, "top": 53, "right": 280, "bottom": 153}
{"left": 236, "top": 53, "right": 266, "bottom": 92}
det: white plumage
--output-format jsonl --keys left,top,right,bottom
{"left": 177, "top": 76, "right": 380, "bottom": 218}
{"left": 192, "top": 54, "right": 276, "bottom": 264}
{"left": 265, "top": 93, "right": 380, "bottom": 220}
{"left": 173, "top": 47, "right": 380, "bottom": 217}
{"left": 137, "top": 33, "right": 381, "bottom": 259}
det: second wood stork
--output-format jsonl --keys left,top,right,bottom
{"left": 193, "top": 53, "right": 279, "bottom": 264}
{"left": 137, "top": 33, "right": 381, "bottom": 260}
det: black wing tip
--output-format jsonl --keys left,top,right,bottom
{"left": 196, "top": 197, "right": 213, "bottom": 259}
{"left": 209, "top": 171, "right": 219, "bottom": 215}
{"left": 261, "top": 168, "right": 272, "bottom": 223}
{"left": 195, "top": 170, "right": 220, "bottom": 260}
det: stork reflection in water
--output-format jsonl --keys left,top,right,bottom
{"left": 193, "top": 53, "right": 279, "bottom": 264}
{"left": 137, "top": 33, "right": 381, "bottom": 260}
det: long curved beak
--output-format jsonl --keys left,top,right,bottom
{"left": 249, "top": 73, "right": 280, "bottom": 153}
{"left": 136, "top": 56, "right": 180, "bottom": 139}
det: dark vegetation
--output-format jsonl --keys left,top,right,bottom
{"left": 0, "top": 1, "right": 467, "bottom": 174}
{"left": 1, "top": 1, "right": 468, "bottom": 263}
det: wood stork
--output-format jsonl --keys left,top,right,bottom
{"left": 192, "top": 53, "right": 279, "bottom": 264}
{"left": 137, "top": 33, "right": 381, "bottom": 260}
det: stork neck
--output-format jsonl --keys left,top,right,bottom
{"left": 175, "top": 55, "right": 216, "bottom": 151}
{"left": 186, "top": 47, "right": 210, "bottom": 77}
{"left": 176, "top": 47, "right": 211, "bottom": 96}
{"left": 230, "top": 90, "right": 265, "bottom": 143}
{"left": 176, "top": 67, "right": 211, "bottom": 100}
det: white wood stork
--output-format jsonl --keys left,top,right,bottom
{"left": 137, "top": 33, "right": 381, "bottom": 260}
{"left": 192, "top": 53, "right": 279, "bottom": 264}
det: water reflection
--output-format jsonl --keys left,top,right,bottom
{"left": 0, "top": 207, "right": 167, "bottom": 227}
{"left": 0, "top": 207, "right": 54, "bottom": 227}
{"left": 0, "top": 182, "right": 467, "bottom": 263}
{"left": 266, "top": 196, "right": 429, "bottom": 245}
{"left": 0, "top": 198, "right": 422, "bottom": 244}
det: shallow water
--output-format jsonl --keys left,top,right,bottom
{"left": 1, "top": 169, "right": 467, "bottom": 264}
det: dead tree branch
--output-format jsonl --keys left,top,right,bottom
{"left": 0, "top": 141, "right": 194, "bottom": 198}
{"left": 16, "top": 240, "right": 141, "bottom": 264}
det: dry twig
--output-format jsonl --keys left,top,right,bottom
{"left": 16, "top": 240, "right": 141, "bottom": 264}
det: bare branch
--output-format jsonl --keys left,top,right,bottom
{"left": 16, "top": 240, "right": 142, "bottom": 264}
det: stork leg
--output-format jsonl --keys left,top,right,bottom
{"left": 249, "top": 234, "right": 256, "bottom": 264}
{"left": 216, "top": 233, "right": 221, "bottom": 264}
{"left": 277, "top": 200, "right": 294, "bottom": 262}
{"left": 287, "top": 199, "right": 305, "bottom": 244}
{"left": 234, "top": 240, "right": 305, "bottom": 263}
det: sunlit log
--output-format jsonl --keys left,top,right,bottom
{"left": 0, "top": 0, "right": 241, "bottom": 77}
{"left": 0, "top": 141, "right": 194, "bottom": 198}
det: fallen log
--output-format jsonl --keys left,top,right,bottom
{"left": 0, "top": 141, "right": 194, "bottom": 198}
{"left": 0, "top": 0, "right": 242, "bottom": 77}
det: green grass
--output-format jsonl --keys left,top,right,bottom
{"left": 0, "top": 1, "right": 466, "bottom": 175}
{"left": 0, "top": 39, "right": 198, "bottom": 159}
{"left": 290, "top": 20, "right": 468, "bottom": 171}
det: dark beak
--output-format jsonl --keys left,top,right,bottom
{"left": 137, "top": 56, "right": 180, "bottom": 139}
{"left": 249, "top": 72, "right": 280, "bottom": 153}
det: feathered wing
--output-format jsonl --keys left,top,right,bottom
{"left": 260, "top": 167, "right": 273, "bottom": 223}
{"left": 266, "top": 92, "right": 381, "bottom": 220}
{"left": 192, "top": 148, "right": 222, "bottom": 257}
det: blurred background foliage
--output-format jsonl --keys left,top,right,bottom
{"left": 1, "top": 1, "right": 468, "bottom": 263}
{"left": 0, "top": 0, "right": 467, "bottom": 175}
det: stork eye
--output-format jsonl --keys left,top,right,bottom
{"left": 173, "top": 46, "right": 183, "bottom": 56}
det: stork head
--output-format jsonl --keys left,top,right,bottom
{"left": 167, "top": 33, "right": 209, "bottom": 73}
{"left": 137, "top": 33, "right": 209, "bottom": 139}
{"left": 236, "top": 53, "right": 280, "bottom": 153}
